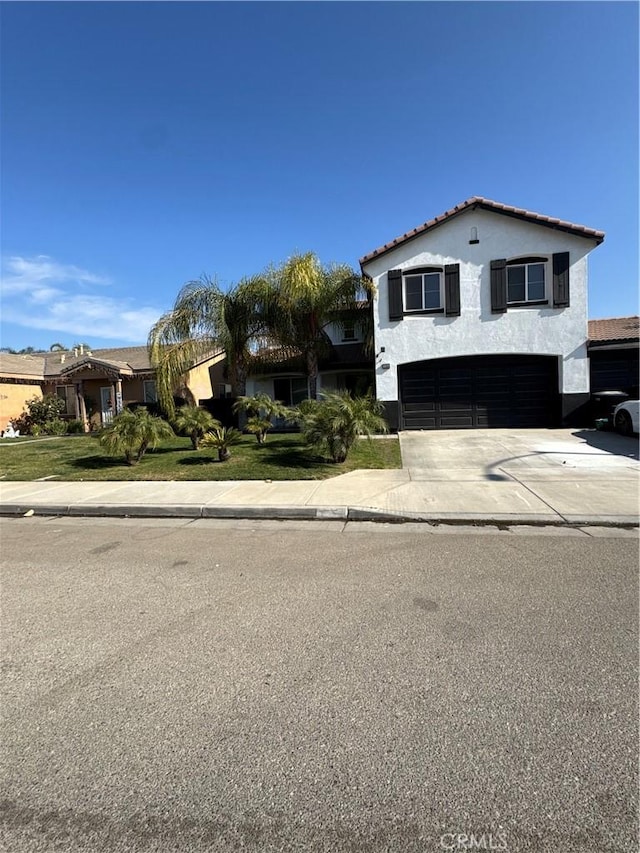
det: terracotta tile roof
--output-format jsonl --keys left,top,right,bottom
{"left": 588, "top": 316, "right": 639, "bottom": 344}
{"left": 359, "top": 197, "right": 605, "bottom": 265}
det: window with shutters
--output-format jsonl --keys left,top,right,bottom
{"left": 506, "top": 258, "right": 547, "bottom": 305}
{"left": 403, "top": 270, "right": 444, "bottom": 313}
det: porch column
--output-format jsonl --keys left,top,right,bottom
{"left": 75, "top": 381, "right": 89, "bottom": 433}
{"left": 114, "top": 379, "right": 123, "bottom": 414}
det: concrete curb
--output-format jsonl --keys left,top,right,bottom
{"left": 1, "top": 503, "right": 637, "bottom": 529}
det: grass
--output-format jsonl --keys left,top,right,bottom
{"left": 0, "top": 433, "right": 401, "bottom": 481}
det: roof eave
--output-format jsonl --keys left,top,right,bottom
{"left": 360, "top": 198, "right": 605, "bottom": 267}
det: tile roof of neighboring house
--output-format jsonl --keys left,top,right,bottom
{"left": 588, "top": 316, "right": 640, "bottom": 344}
{"left": 0, "top": 353, "right": 46, "bottom": 379}
{"left": 359, "top": 197, "right": 606, "bottom": 265}
{"left": 42, "top": 346, "right": 153, "bottom": 376}
{"left": 1, "top": 345, "right": 226, "bottom": 382}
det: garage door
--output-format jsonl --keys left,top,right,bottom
{"left": 399, "top": 355, "right": 559, "bottom": 430}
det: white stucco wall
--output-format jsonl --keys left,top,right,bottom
{"left": 362, "top": 208, "right": 599, "bottom": 401}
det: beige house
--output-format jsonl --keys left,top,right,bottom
{"left": 0, "top": 345, "right": 226, "bottom": 432}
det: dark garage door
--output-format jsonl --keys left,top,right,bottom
{"left": 399, "top": 355, "right": 559, "bottom": 429}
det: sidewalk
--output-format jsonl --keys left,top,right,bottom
{"left": 1, "top": 464, "right": 638, "bottom": 526}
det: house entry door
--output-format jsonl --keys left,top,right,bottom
{"left": 100, "top": 386, "right": 114, "bottom": 425}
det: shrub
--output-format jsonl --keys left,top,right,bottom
{"left": 44, "top": 418, "right": 67, "bottom": 436}
{"left": 66, "top": 419, "right": 86, "bottom": 434}
{"left": 201, "top": 426, "right": 243, "bottom": 461}
{"left": 99, "top": 407, "right": 174, "bottom": 465}
{"left": 172, "top": 405, "right": 220, "bottom": 450}
{"left": 25, "top": 394, "right": 66, "bottom": 426}
{"left": 294, "top": 392, "right": 388, "bottom": 463}
{"left": 232, "top": 393, "right": 290, "bottom": 444}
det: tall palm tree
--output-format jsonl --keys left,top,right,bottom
{"left": 148, "top": 275, "right": 275, "bottom": 417}
{"left": 269, "top": 253, "right": 373, "bottom": 400}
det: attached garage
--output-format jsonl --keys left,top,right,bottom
{"left": 399, "top": 355, "right": 560, "bottom": 430}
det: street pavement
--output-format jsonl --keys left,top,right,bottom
{"left": 0, "top": 517, "right": 637, "bottom": 852}
{"left": 0, "top": 428, "right": 638, "bottom": 526}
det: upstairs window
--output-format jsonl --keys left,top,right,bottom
{"left": 403, "top": 271, "right": 443, "bottom": 312}
{"left": 506, "top": 259, "right": 546, "bottom": 304}
{"left": 341, "top": 321, "right": 356, "bottom": 342}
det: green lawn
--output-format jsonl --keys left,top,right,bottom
{"left": 0, "top": 433, "right": 401, "bottom": 481}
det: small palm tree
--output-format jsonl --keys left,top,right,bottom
{"left": 201, "top": 426, "right": 243, "bottom": 461}
{"left": 173, "top": 405, "right": 220, "bottom": 450}
{"left": 232, "top": 393, "right": 289, "bottom": 444}
{"left": 295, "top": 391, "right": 388, "bottom": 463}
{"left": 99, "top": 407, "right": 174, "bottom": 465}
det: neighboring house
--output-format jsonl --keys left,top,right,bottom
{"left": 245, "top": 319, "right": 373, "bottom": 404}
{"left": 360, "top": 197, "right": 605, "bottom": 430}
{"left": 0, "top": 353, "right": 45, "bottom": 432}
{"left": 588, "top": 316, "right": 639, "bottom": 398}
{"left": 0, "top": 345, "right": 226, "bottom": 432}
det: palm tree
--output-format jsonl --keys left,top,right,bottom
{"left": 148, "top": 274, "right": 276, "bottom": 417}
{"left": 295, "top": 391, "right": 387, "bottom": 463}
{"left": 269, "top": 253, "right": 373, "bottom": 400}
{"left": 201, "top": 426, "right": 243, "bottom": 461}
{"left": 173, "top": 405, "right": 220, "bottom": 450}
{"left": 99, "top": 407, "right": 174, "bottom": 465}
{"left": 232, "top": 392, "right": 289, "bottom": 444}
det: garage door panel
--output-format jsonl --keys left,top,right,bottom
{"left": 399, "top": 355, "right": 558, "bottom": 430}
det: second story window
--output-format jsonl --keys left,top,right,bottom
{"left": 506, "top": 260, "right": 546, "bottom": 304}
{"left": 341, "top": 321, "right": 356, "bottom": 342}
{"left": 404, "top": 271, "right": 443, "bottom": 312}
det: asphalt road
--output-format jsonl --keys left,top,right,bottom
{"left": 1, "top": 517, "right": 637, "bottom": 853}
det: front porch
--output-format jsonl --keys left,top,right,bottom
{"left": 46, "top": 356, "right": 156, "bottom": 431}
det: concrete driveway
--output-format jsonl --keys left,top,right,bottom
{"left": 394, "top": 428, "right": 640, "bottom": 524}
{"left": 399, "top": 428, "right": 639, "bottom": 480}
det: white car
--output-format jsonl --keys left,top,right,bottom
{"left": 612, "top": 400, "right": 640, "bottom": 436}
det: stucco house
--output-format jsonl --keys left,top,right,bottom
{"left": 245, "top": 319, "right": 373, "bottom": 406}
{"left": 359, "top": 197, "right": 605, "bottom": 430}
{"left": 0, "top": 345, "right": 226, "bottom": 432}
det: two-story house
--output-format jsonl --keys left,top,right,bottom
{"left": 360, "top": 197, "right": 605, "bottom": 431}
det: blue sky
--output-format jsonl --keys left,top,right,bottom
{"left": 1, "top": 1, "right": 637, "bottom": 351}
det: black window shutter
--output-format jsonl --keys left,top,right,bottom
{"left": 490, "top": 259, "right": 507, "bottom": 313}
{"left": 388, "top": 269, "right": 403, "bottom": 321}
{"left": 553, "top": 252, "right": 570, "bottom": 307}
{"left": 444, "top": 264, "right": 460, "bottom": 316}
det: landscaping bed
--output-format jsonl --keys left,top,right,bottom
{"left": 0, "top": 434, "right": 401, "bottom": 482}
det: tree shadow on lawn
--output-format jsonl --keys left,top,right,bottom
{"left": 71, "top": 454, "right": 129, "bottom": 471}
{"left": 250, "top": 441, "right": 327, "bottom": 470}
{"left": 178, "top": 455, "right": 219, "bottom": 466}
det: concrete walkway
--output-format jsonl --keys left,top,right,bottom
{"left": 0, "top": 429, "right": 638, "bottom": 526}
